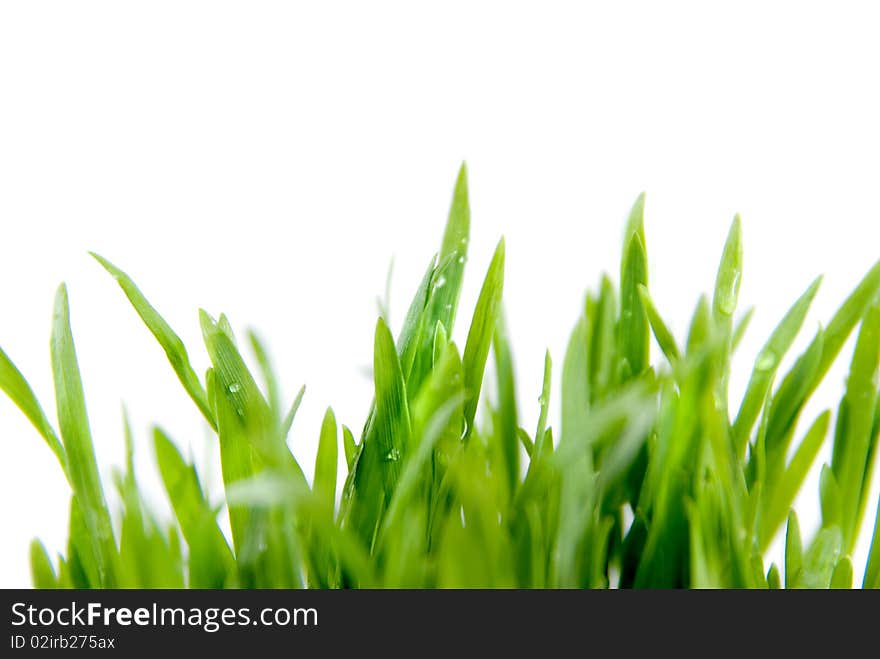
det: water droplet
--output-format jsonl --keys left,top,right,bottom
{"left": 228, "top": 382, "right": 241, "bottom": 393}
{"left": 435, "top": 275, "right": 447, "bottom": 288}
{"left": 384, "top": 448, "right": 400, "bottom": 462}
{"left": 457, "top": 255, "right": 465, "bottom": 264}
{"left": 755, "top": 349, "right": 776, "bottom": 371}
{"left": 718, "top": 272, "right": 741, "bottom": 315}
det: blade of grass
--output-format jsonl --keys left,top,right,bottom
{"left": 51, "top": 284, "right": 118, "bottom": 587}
{"left": 462, "top": 239, "right": 505, "bottom": 437}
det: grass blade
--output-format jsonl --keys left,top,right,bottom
{"left": 51, "top": 285, "right": 118, "bottom": 587}
{"left": 91, "top": 253, "right": 215, "bottom": 429}
{"left": 462, "top": 239, "right": 505, "bottom": 437}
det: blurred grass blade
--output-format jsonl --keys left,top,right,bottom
{"left": 619, "top": 233, "right": 649, "bottom": 378}
{"left": 29, "top": 539, "right": 57, "bottom": 588}
{"left": 315, "top": 407, "right": 339, "bottom": 512}
{"left": 153, "top": 427, "right": 234, "bottom": 588}
{"left": 637, "top": 284, "right": 680, "bottom": 363}
{"left": 712, "top": 215, "right": 743, "bottom": 322}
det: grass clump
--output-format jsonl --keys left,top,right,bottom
{"left": 3, "top": 164, "right": 880, "bottom": 589}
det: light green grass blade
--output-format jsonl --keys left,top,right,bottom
{"left": 493, "top": 312, "right": 519, "bottom": 495}
{"left": 534, "top": 350, "right": 552, "bottom": 457}
{"left": 733, "top": 277, "right": 822, "bottom": 454}
{"left": 247, "top": 329, "right": 281, "bottom": 419}
{"left": 0, "top": 347, "right": 67, "bottom": 472}
{"left": 732, "top": 307, "right": 755, "bottom": 353}
{"left": 796, "top": 526, "right": 842, "bottom": 588}
{"left": 819, "top": 464, "right": 843, "bottom": 529}
{"left": 153, "top": 427, "right": 234, "bottom": 588}
{"left": 342, "top": 425, "right": 357, "bottom": 470}
{"left": 314, "top": 407, "right": 338, "bottom": 512}
{"left": 832, "top": 297, "right": 880, "bottom": 551}
{"left": 281, "top": 384, "right": 306, "bottom": 441}
{"left": 91, "top": 253, "right": 215, "bottom": 429}
{"left": 767, "top": 259, "right": 880, "bottom": 445}
{"left": 784, "top": 511, "right": 802, "bottom": 588}
{"left": 619, "top": 233, "right": 649, "bottom": 378}
{"left": 637, "top": 284, "right": 680, "bottom": 363}
{"left": 759, "top": 410, "right": 830, "bottom": 549}
{"left": 29, "top": 539, "right": 57, "bottom": 588}
{"left": 462, "top": 239, "right": 505, "bottom": 437}
{"left": 864, "top": 493, "right": 880, "bottom": 587}
{"left": 712, "top": 215, "right": 743, "bottom": 322}
{"left": 831, "top": 556, "right": 853, "bottom": 589}
{"left": 51, "top": 285, "right": 118, "bottom": 587}
{"left": 733, "top": 277, "right": 822, "bottom": 455}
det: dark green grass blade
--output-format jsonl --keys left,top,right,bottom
{"left": 462, "top": 239, "right": 505, "bottom": 437}
{"left": 91, "top": 253, "right": 215, "bottom": 429}
{"left": 345, "top": 318, "right": 412, "bottom": 547}
{"left": 0, "top": 347, "right": 67, "bottom": 472}
{"left": 153, "top": 427, "right": 234, "bottom": 588}
{"left": 51, "top": 285, "right": 118, "bottom": 587}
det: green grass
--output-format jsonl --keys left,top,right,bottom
{"left": 4, "top": 164, "right": 880, "bottom": 588}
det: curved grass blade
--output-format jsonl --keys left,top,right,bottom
{"left": 637, "top": 284, "right": 680, "bottom": 363}
{"left": 91, "top": 253, "right": 215, "bottom": 430}
{"left": 0, "top": 346, "right": 67, "bottom": 473}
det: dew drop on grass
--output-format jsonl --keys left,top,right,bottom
{"left": 718, "top": 272, "right": 741, "bottom": 316}
{"left": 384, "top": 448, "right": 400, "bottom": 462}
{"left": 435, "top": 275, "right": 447, "bottom": 289}
{"left": 457, "top": 256, "right": 465, "bottom": 264}
{"left": 228, "top": 382, "right": 241, "bottom": 393}
{"left": 755, "top": 349, "right": 776, "bottom": 371}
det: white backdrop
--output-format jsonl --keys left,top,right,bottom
{"left": 2, "top": 1, "right": 879, "bottom": 587}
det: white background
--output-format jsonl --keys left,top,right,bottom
{"left": 2, "top": 1, "right": 879, "bottom": 588}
